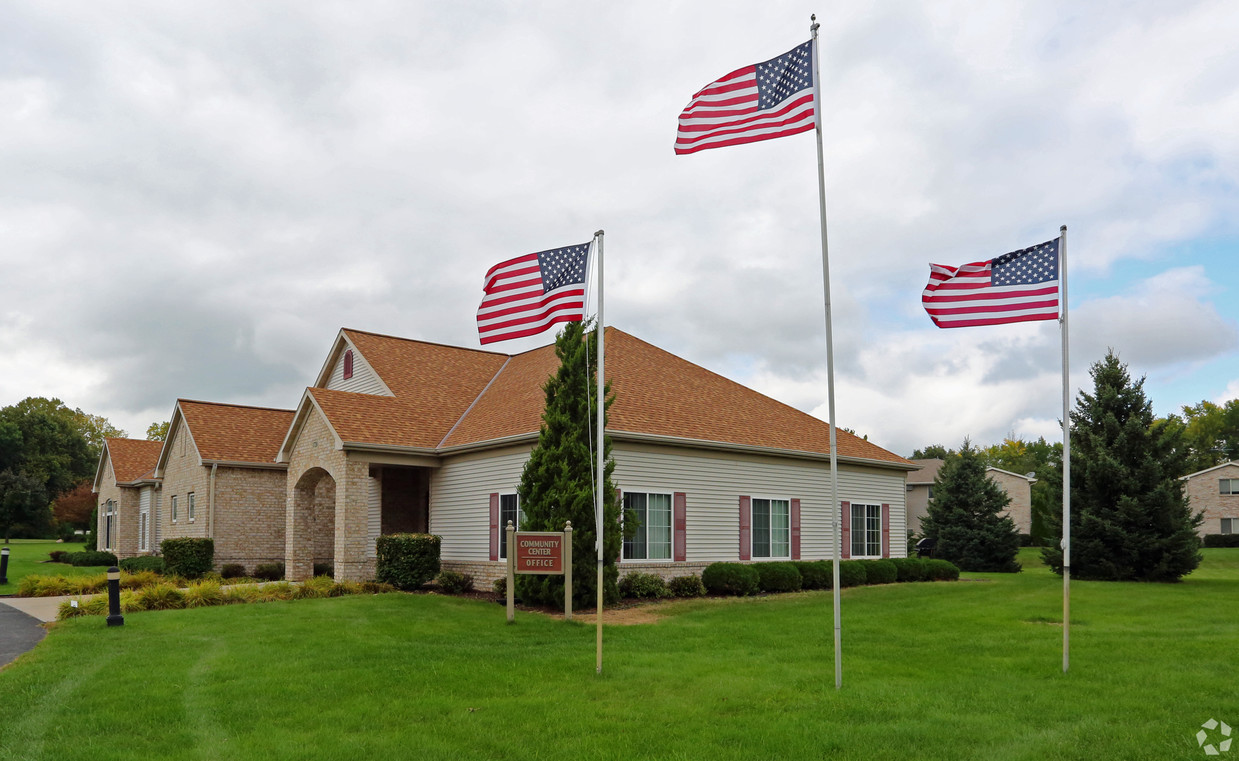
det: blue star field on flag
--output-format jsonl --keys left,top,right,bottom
{"left": 755, "top": 41, "right": 813, "bottom": 111}
{"left": 539, "top": 243, "right": 589, "bottom": 291}
{"left": 992, "top": 240, "right": 1059, "bottom": 286}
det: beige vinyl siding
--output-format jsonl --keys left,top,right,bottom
{"left": 139, "top": 487, "right": 152, "bottom": 552}
{"left": 326, "top": 347, "right": 390, "bottom": 396}
{"left": 612, "top": 443, "right": 908, "bottom": 561}
{"left": 431, "top": 446, "right": 532, "bottom": 561}
{"left": 367, "top": 471, "right": 381, "bottom": 559}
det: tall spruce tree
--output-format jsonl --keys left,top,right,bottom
{"left": 1042, "top": 351, "right": 1201, "bottom": 581}
{"left": 515, "top": 321, "right": 621, "bottom": 611}
{"left": 921, "top": 440, "right": 1022, "bottom": 572}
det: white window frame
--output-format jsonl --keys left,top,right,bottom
{"left": 751, "top": 496, "right": 791, "bottom": 560}
{"left": 171, "top": 495, "right": 178, "bottom": 524}
{"left": 622, "top": 491, "right": 673, "bottom": 562}
{"left": 188, "top": 492, "right": 195, "bottom": 523}
{"left": 1221, "top": 479, "right": 1239, "bottom": 496}
{"left": 1223, "top": 518, "right": 1236, "bottom": 535}
{"left": 498, "top": 492, "right": 522, "bottom": 560}
{"left": 103, "top": 500, "right": 116, "bottom": 551}
{"left": 851, "top": 503, "right": 883, "bottom": 558}
{"left": 139, "top": 511, "right": 148, "bottom": 552}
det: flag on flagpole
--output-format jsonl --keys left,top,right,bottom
{"left": 922, "top": 239, "right": 1060, "bottom": 328}
{"left": 674, "top": 41, "right": 816, "bottom": 155}
{"left": 477, "top": 242, "right": 590, "bottom": 345}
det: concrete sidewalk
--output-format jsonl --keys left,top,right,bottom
{"left": 0, "top": 595, "right": 67, "bottom": 623}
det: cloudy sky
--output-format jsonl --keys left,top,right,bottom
{"left": 2, "top": 1, "right": 1236, "bottom": 457}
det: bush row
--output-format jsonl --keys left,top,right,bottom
{"left": 57, "top": 577, "right": 397, "bottom": 621}
{"left": 161, "top": 538, "right": 214, "bottom": 578}
{"left": 376, "top": 533, "right": 441, "bottom": 590}
{"left": 1203, "top": 534, "right": 1239, "bottom": 548}
{"left": 50, "top": 550, "right": 118, "bottom": 567}
{"left": 696, "top": 557, "right": 960, "bottom": 597}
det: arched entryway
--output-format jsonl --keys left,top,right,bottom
{"left": 288, "top": 467, "right": 336, "bottom": 580}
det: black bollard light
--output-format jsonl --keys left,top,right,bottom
{"left": 106, "top": 566, "right": 124, "bottom": 627}
{"left": 0, "top": 546, "right": 9, "bottom": 585}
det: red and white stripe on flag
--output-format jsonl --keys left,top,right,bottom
{"left": 675, "top": 41, "right": 816, "bottom": 155}
{"left": 476, "top": 244, "right": 589, "bottom": 345}
{"left": 921, "top": 239, "right": 1060, "bottom": 329}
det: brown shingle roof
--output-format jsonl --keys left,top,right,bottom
{"left": 178, "top": 400, "right": 295, "bottom": 464}
{"left": 324, "top": 326, "right": 908, "bottom": 465}
{"left": 105, "top": 438, "right": 164, "bottom": 484}
{"left": 908, "top": 458, "right": 945, "bottom": 484}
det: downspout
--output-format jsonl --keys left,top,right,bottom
{"left": 209, "top": 463, "right": 218, "bottom": 539}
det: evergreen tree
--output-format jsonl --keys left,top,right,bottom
{"left": 1042, "top": 351, "right": 1201, "bottom": 581}
{"left": 922, "top": 440, "right": 1022, "bottom": 572}
{"left": 516, "top": 321, "right": 622, "bottom": 611}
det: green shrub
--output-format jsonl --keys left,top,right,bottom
{"left": 313, "top": 562, "right": 334, "bottom": 578}
{"left": 492, "top": 576, "right": 507, "bottom": 601}
{"left": 160, "top": 538, "right": 214, "bottom": 579}
{"left": 701, "top": 563, "right": 760, "bottom": 596}
{"left": 839, "top": 560, "right": 867, "bottom": 587}
{"left": 220, "top": 563, "right": 247, "bottom": 579}
{"left": 436, "top": 570, "right": 474, "bottom": 594}
{"left": 253, "top": 563, "right": 285, "bottom": 581}
{"left": 756, "top": 562, "right": 802, "bottom": 593}
{"left": 136, "top": 583, "right": 185, "bottom": 611}
{"left": 65, "top": 551, "right": 118, "bottom": 567}
{"left": 890, "top": 557, "right": 926, "bottom": 582}
{"left": 794, "top": 560, "right": 832, "bottom": 590}
{"left": 619, "top": 572, "right": 670, "bottom": 599}
{"left": 1203, "top": 534, "right": 1239, "bottom": 548}
{"left": 119, "top": 556, "right": 166, "bottom": 574}
{"left": 360, "top": 580, "right": 396, "bottom": 594}
{"left": 48, "top": 550, "right": 69, "bottom": 563}
{"left": 924, "top": 558, "right": 961, "bottom": 581}
{"left": 667, "top": 575, "right": 706, "bottom": 598}
{"left": 375, "top": 533, "right": 442, "bottom": 590}
{"left": 863, "top": 559, "right": 898, "bottom": 585}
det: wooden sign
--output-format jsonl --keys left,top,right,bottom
{"left": 514, "top": 532, "right": 564, "bottom": 574}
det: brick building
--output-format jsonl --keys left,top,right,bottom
{"left": 1182, "top": 461, "right": 1239, "bottom": 537}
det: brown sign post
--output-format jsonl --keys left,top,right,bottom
{"left": 506, "top": 521, "right": 573, "bottom": 622}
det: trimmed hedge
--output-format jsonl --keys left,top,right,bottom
{"left": 668, "top": 575, "right": 706, "bottom": 598}
{"left": 64, "top": 551, "right": 118, "bottom": 567}
{"left": 619, "top": 572, "right": 671, "bottom": 599}
{"left": 253, "top": 563, "right": 285, "bottom": 581}
{"left": 701, "top": 562, "right": 760, "bottom": 596}
{"left": 161, "top": 538, "right": 214, "bottom": 578}
{"left": 890, "top": 557, "right": 926, "bottom": 582}
{"left": 1203, "top": 534, "right": 1239, "bottom": 548}
{"left": 756, "top": 562, "right": 802, "bottom": 593}
{"left": 795, "top": 560, "right": 833, "bottom": 590}
{"left": 313, "top": 562, "right": 334, "bottom": 578}
{"left": 924, "top": 558, "right": 960, "bottom": 581}
{"left": 118, "top": 556, "right": 166, "bottom": 574}
{"left": 376, "top": 533, "right": 442, "bottom": 590}
{"left": 839, "top": 560, "right": 867, "bottom": 587}
{"left": 862, "top": 559, "right": 898, "bottom": 585}
{"left": 437, "top": 570, "right": 474, "bottom": 594}
{"left": 220, "top": 563, "right": 247, "bottom": 579}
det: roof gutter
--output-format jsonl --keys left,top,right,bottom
{"left": 607, "top": 430, "right": 920, "bottom": 470}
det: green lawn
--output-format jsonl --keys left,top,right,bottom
{"left": 0, "top": 540, "right": 93, "bottom": 595}
{"left": 2, "top": 549, "right": 1236, "bottom": 760}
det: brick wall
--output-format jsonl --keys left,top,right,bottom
{"left": 159, "top": 421, "right": 211, "bottom": 547}
{"left": 285, "top": 407, "right": 351, "bottom": 580}
{"left": 988, "top": 470, "right": 1033, "bottom": 535}
{"left": 211, "top": 466, "right": 288, "bottom": 572}
{"left": 1185, "top": 463, "right": 1239, "bottom": 536}
{"left": 95, "top": 456, "right": 141, "bottom": 558}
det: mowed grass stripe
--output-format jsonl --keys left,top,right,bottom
{"left": 1, "top": 549, "right": 1236, "bottom": 760}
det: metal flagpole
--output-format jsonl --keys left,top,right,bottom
{"left": 809, "top": 15, "right": 844, "bottom": 691}
{"left": 594, "top": 229, "right": 606, "bottom": 675}
{"left": 1059, "top": 224, "right": 1070, "bottom": 673}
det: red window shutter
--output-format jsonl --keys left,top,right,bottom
{"left": 488, "top": 493, "right": 499, "bottom": 561}
{"left": 790, "top": 498, "right": 802, "bottom": 560}
{"left": 673, "top": 492, "right": 687, "bottom": 562}
{"left": 615, "top": 488, "right": 623, "bottom": 562}
{"left": 841, "top": 500, "right": 851, "bottom": 559}
{"left": 739, "top": 496, "right": 751, "bottom": 561}
{"left": 881, "top": 503, "right": 891, "bottom": 558}
{"left": 343, "top": 349, "right": 354, "bottom": 380}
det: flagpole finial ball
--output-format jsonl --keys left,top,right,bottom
{"left": 1060, "top": 224, "right": 1067, "bottom": 232}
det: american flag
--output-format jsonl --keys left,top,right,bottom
{"left": 922, "top": 239, "right": 1060, "bottom": 328}
{"left": 675, "top": 40, "right": 816, "bottom": 155}
{"left": 476, "top": 242, "right": 590, "bottom": 345}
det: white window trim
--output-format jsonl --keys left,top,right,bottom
{"left": 850, "top": 502, "right": 884, "bottom": 559}
{"left": 1221, "top": 479, "right": 1239, "bottom": 496}
{"left": 171, "top": 495, "right": 178, "bottom": 524}
{"left": 498, "top": 492, "right": 522, "bottom": 561}
{"left": 750, "top": 495, "right": 792, "bottom": 561}
{"left": 1222, "top": 517, "right": 1235, "bottom": 535}
{"left": 621, "top": 489, "right": 674, "bottom": 563}
{"left": 188, "top": 492, "right": 195, "bottom": 523}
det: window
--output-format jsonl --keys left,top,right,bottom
{"left": 188, "top": 492, "right": 195, "bottom": 522}
{"left": 752, "top": 498, "right": 790, "bottom": 559}
{"left": 623, "top": 492, "right": 672, "bottom": 560}
{"left": 139, "top": 512, "right": 148, "bottom": 552}
{"left": 1221, "top": 479, "right": 1239, "bottom": 495}
{"left": 851, "top": 503, "right": 882, "bottom": 557}
{"left": 343, "top": 349, "right": 354, "bottom": 380}
{"left": 1223, "top": 518, "right": 1236, "bottom": 535}
{"left": 103, "top": 500, "right": 115, "bottom": 551}
{"left": 498, "top": 493, "right": 521, "bottom": 559}
{"left": 171, "top": 495, "right": 178, "bottom": 523}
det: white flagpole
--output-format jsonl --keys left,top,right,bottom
{"left": 810, "top": 15, "right": 844, "bottom": 691}
{"left": 594, "top": 229, "right": 606, "bottom": 675}
{"left": 1059, "top": 224, "right": 1070, "bottom": 673}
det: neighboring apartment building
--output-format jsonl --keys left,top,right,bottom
{"left": 905, "top": 458, "right": 1036, "bottom": 536}
{"left": 93, "top": 438, "right": 164, "bottom": 556}
{"left": 152, "top": 400, "right": 294, "bottom": 570}
{"left": 1182, "top": 461, "right": 1239, "bottom": 536}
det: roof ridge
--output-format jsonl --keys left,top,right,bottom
{"left": 342, "top": 327, "right": 511, "bottom": 358}
{"left": 438, "top": 356, "right": 513, "bottom": 448}
{"left": 178, "top": 399, "right": 295, "bottom": 414}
